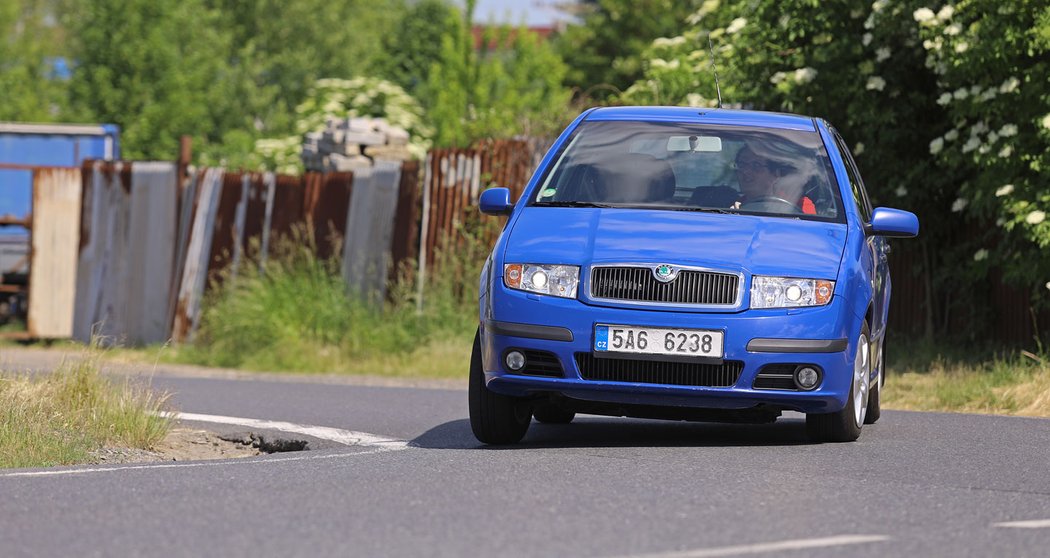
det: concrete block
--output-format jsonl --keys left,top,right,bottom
{"left": 344, "top": 131, "right": 386, "bottom": 146}
{"left": 328, "top": 153, "right": 372, "bottom": 172}
{"left": 348, "top": 117, "right": 373, "bottom": 132}
{"left": 386, "top": 128, "right": 410, "bottom": 146}
{"left": 364, "top": 145, "right": 412, "bottom": 161}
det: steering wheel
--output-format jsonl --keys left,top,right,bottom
{"left": 740, "top": 196, "right": 801, "bottom": 214}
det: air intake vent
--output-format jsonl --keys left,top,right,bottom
{"left": 753, "top": 364, "right": 799, "bottom": 390}
{"left": 575, "top": 353, "right": 742, "bottom": 387}
{"left": 590, "top": 266, "right": 739, "bottom": 305}
{"left": 520, "top": 350, "right": 563, "bottom": 376}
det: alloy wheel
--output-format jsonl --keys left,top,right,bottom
{"left": 853, "top": 333, "right": 870, "bottom": 428}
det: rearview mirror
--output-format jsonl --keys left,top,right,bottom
{"left": 479, "top": 187, "right": 513, "bottom": 216}
{"left": 667, "top": 135, "right": 723, "bottom": 152}
{"left": 868, "top": 207, "right": 919, "bottom": 238}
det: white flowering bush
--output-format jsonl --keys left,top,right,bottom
{"left": 618, "top": 0, "right": 1050, "bottom": 332}
{"left": 253, "top": 77, "right": 432, "bottom": 174}
{"left": 913, "top": 0, "right": 1050, "bottom": 287}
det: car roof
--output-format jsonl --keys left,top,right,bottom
{"left": 584, "top": 106, "right": 818, "bottom": 132}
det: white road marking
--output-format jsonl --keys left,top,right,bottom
{"left": 0, "top": 449, "right": 393, "bottom": 479}
{"left": 616, "top": 535, "right": 890, "bottom": 558}
{"left": 170, "top": 412, "right": 410, "bottom": 450}
{"left": 994, "top": 519, "right": 1050, "bottom": 529}
{"left": 0, "top": 412, "right": 412, "bottom": 479}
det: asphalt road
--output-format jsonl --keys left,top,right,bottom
{"left": 2, "top": 353, "right": 1050, "bottom": 557}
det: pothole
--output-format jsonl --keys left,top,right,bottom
{"left": 217, "top": 432, "right": 310, "bottom": 453}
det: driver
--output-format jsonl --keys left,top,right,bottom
{"left": 733, "top": 145, "right": 816, "bottom": 215}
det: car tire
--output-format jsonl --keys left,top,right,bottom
{"left": 864, "top": 335, "right": 883, "bottom": 425}
{"left": 806, "top": 322, "right": 870, "bottom": 443}
{"left": 533, "top": 403, "right": 575, "bottom": 424}
{"left": 469, "top": 329, "right": 531, "bottom": 444}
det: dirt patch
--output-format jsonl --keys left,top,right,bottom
{"left": 91, "top": 428, "right": 261, "bottom": 464}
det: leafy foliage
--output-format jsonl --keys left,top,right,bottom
{"left": 912, "top": 0, "right": 1050, "bottom": 288}
{"left": 380, "top": 0, "right": 460, "bottom": 97}
{"left": 0, "top": 0, "right": 67, "bottom": 122}
{"left": 423, "top": 2, "right": 573, "bottom": 147}
{"left": 207, "top": 0, "right": 407, "bottom": 127}
{"left": 552, "top": 0, "right": 703, "bottom": 100}
{"left": 64, "top": 0, "right": 264, "bottom": 160}
{"left": 620, "top": 0, "right": 1050, "bottom": 337}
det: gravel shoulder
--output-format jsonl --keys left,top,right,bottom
{"left": 91, "top": 428, "right": 261, "bottom": 465}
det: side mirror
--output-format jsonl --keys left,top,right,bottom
{"left": 868, "top": 207, "right": 919, "bottom": 238}
{"left": 479, "top": 187, "right": 513, "bottom": 216}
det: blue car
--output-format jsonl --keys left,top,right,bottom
{"left": 470, "top": 107, "right": 918, "bottom": 444}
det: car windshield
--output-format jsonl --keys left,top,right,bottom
{"left": 533, "top": 120, "right": 844, "bottom": 221}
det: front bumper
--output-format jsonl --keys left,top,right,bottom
{"left": 481, "top": 288, "right": 860, "bottom": 415}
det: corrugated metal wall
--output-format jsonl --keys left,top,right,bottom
{"left": 27, "top": 168, "right": 81, "bottom": 338}
{"left": 418, "top": 139, "right": 543, "bottom": 274}
{"left": 169, "top": 165, "right": 408, "bottom": 342}
{"left": 342, "top": 161, "right": 403, "bottom": 302}
{"left": 73, "top": 161, "right": 177, "bottom": 345}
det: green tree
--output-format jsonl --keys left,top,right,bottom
{"left": 552, "top": 0, "right": 701, "bottom": 100}
{"left": 424, "top": 1, "right": 572, "bottom": 147}
{"left": 913, "top": 0, "right": 1050, "bottom": 291}
{"left": 380, "top": 0, "right": 460, "bottom": 96}
{"left": 618, "top": 0, "right": 1050, "bottom": 340}
{"left": 209, "top": 0, "right": 406, "bottom": 126}
{"left": 65, "top": 0, "right": 263, "bottom": 160}
{"left": 0, "top": 0, "right": 68, "bottom": 121}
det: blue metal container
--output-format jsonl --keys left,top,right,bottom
{"left": 0, "top": 122, "right": 121, "bottom": 227}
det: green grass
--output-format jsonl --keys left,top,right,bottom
{"left": 883, "top": 338, "right": 1050, "bottom": 416}
{"left": 171, "top": 228, "right": 480, "bottom": 379}
{"left": 0, "top": 318, "right": 26, "bottom": 334}
{"left": 0, "top": 356, "right": 172, "bottom": 469}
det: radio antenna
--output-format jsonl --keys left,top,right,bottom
{"left": 707, "top": 36, "right": 724, "bottom": 108}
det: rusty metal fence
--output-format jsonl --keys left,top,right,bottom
{"left": 18, "top": 158, "right": 418, "bottom": 344}
{"left": 11, "top": 136, "right": 1048, "bottom": 347}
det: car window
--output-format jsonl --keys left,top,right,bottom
{"left": 532, "top": 121, "right": 845, "bottom": 222}
{"left": 831, "top": 130, "right": 872, "bottom": 223}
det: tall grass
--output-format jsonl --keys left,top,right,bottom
{"left": 884, "top": 337, "right": 1050, "bottom": 416}
{"left": 179, "top": 225, "right": 483, "bottom": 377}
{"left": 0, "top": 357, "right": 172, "bottom": 468}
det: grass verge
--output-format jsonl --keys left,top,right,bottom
{"left": 166, "top": 227, "right": 480, "bottom": 379}
{"left": 0, "top": 356, "right": 172, "bottom": 469}
{"left": 883, "top": 339, "right": 1050, "bottom": 417}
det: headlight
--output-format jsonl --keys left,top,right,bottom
{"left": 504, "top": 264, "right": 579, "bottom": 298}
{"left": 750, "top": 276, "right": 835, "bottom": 308}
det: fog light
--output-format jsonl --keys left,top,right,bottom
{"left": 506, "top": 350, "right": 526, "bottom": 371}
{"left": 795, "top": 366, "right": 820, "bottom": 390}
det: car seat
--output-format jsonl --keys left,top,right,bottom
{"left": 602, "top": 153, "right": 676, "bottom": 204}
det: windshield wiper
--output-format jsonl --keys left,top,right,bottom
{"left": 657, "top": 205, "right": 737, "bottom": 214}
{"left": 533, "top": 201, "right": 620, "bottom": 208}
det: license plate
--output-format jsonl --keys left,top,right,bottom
{"left": 594, "top": 324, "right": 724, "bottom": 359}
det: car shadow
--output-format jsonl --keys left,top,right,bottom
{"left": 410, "top": 416, "right": 814, "bottom": 450}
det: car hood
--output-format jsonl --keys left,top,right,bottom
{"left": 504, "top": 208, "right": 847, "bottom": 279}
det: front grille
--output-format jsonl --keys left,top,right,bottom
{"left": 590, "top": 266, "right": 739, "bottom": 305}
{"left": 520, "top": 350, "right": 563, "bottom": 376}
{"left": 752, "top": 364, "right": 798, "bottom": 390}
{"left": 575, "top": 353, "right": 742, "bottom": 387}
